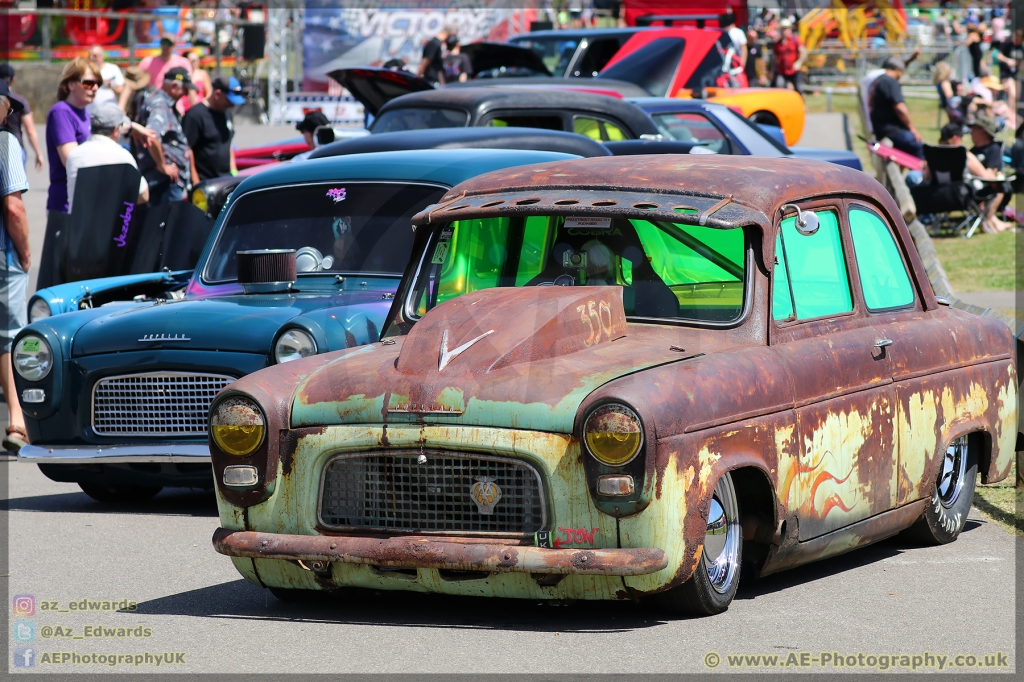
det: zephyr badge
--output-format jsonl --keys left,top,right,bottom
{"left": 138, "top": 334, "right": 191, "bottom": 342}
{"left": 438, "top": 329, "right": 494, "bottom": 371}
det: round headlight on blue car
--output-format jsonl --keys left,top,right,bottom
{"left": 274, "top": 329, "right": 317, "bottom": 364}
{"left": 14, "top": 335, "right": 53, "bottom": 381}
{"left": 28, "top": 299, "right": 51, "bottom": 323}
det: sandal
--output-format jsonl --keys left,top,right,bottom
{"left": 3, "top": 425, "right": 28, "bottom": 454}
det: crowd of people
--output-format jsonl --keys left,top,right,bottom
{"left": 0, "top": 33, "right": 248, "bottom": 450}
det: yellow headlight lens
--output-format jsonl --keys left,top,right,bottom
{"left": 192, "top": 188, "right": 208, "bottom": 214}
{"left": 210, "top": 396, "right": 265, "bottom": 456}
{"left": 584, "top": 404, "right": 643, "bottom": 465}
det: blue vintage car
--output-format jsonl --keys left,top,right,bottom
{"left": 13, "top": 148, "right": 574, "bottom": 502}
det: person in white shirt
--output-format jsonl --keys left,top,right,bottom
{"left": 88, "top": 45, "right": 125, "bottom": 110}
{"left": 66, "top": 103, "right": 148, "bottom": 213}
{"left": 721, "top": 12, "right": 747, "bottom": 70}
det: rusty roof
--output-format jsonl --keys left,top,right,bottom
{"left": 411, "top": 155, "right": 904, "bottom": 236}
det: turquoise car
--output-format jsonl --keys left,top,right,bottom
{"left": 13, "top": 149, "right": 574, "bottom": 502}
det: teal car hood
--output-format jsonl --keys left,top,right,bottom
{"left": 71, "top": 291, "right": 389, "bottom": 357}
{"left": 291, "top": 287, "right": 707, "bottom": 434}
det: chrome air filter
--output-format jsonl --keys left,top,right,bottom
{"left": 236, "top": 249, "right": 296, "bottom": 294}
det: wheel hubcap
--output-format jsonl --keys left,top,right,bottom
{"left": 702, "top": 473, "right": 741, "bottom": 594}
{"left": 937, "top": 436, "right": 968, "bottom": 509}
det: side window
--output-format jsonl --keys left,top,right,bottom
{"left": 573, "top": 117, "right": 628, "bottom": 142}
{"left": 849, "top": 207, "right": 915, "bottom": 310}
{"left": 772, "top": 210, "right": 852, "bottom": 321}
{"left": 487, "top": 115, "right": 564, "bottom": 131}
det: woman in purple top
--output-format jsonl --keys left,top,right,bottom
{"left": 40, "top": 58, "right": 98, "bottom": 288}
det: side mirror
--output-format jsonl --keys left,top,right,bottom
{"left": 779, "top": 203, "right": 819, "bottom": 236}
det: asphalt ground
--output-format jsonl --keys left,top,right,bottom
{"left": 3, "top": 117, "right": 1018, "bottom": 675}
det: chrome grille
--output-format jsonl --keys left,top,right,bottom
{"left": 92, "top": 371, "right": 234, "bottom": 436}
{"left": 319, "top": 451, "right": 546, "bottom": 535}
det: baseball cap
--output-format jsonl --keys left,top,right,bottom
{"left": 883, "top": 56, "right": 906, "bottom": 71}
{"left": 0, "top": 64, "right": 14, "bottom": 80}
{"left": 296, "top": 111, "right": 330, "bottom": 133}
{"left": 160, "top": 33, "right": 176, "bottom": 46}
{"left": 164, "top": 66, "right": 197, "bottom": 90}
{"left": 970, "top": 112, "right": 1000, "bottom": 137}
{"left": 780, "top": 18, "right": 793, "bottom": 28}
{"left": 212, "top": 75, "right": 246, "bottom": 106}
{"left": 91, "top": 102, "right": 130, "bottom": 132}
{"left": 0, "top": 79, "right": 23, "bottom": 112}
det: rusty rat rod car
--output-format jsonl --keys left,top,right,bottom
{"left": 208, "top": 155, "right": 1017, "bottom": 615}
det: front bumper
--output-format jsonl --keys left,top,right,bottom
{"left": 18, "top": 443, "right": 210, "bottom": 464}
{"left": 213, "top": 528, "right": 667, "bottom": 576}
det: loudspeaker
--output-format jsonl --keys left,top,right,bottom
{"left": 242, "top": 23, "right": 266, "bottom": 61}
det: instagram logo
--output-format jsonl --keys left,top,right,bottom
{"left": 12, "top": 595, "right": 34, "bottom": 617}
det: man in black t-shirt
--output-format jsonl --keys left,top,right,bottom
{"left": 869, "top": 56, "right": 924, "bottom": 159}
{"left": 182, "top": 76, "right": 245, "bottom": 182}
{"left": 417, "top": 25, "right": 456, "bottom": 85}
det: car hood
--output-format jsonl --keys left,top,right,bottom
{"left": 328, "top": 67, "right": 434, "bottom": 116}
{"left": 71, "top": 290, "right": 388, "bottom": 357}
{"left": 292, "top": 286, "right": 719, "bottom": 433}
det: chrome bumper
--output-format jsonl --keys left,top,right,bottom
{"left": 17, "top": 444, "right": 210, "bottom": 464}
{"left": 213, "top": 528, "right": 668, "bottom": 576}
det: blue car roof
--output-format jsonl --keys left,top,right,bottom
{"left": 232, "top": 149, "right": 578, "bottom": 196}
{"left": 627, "top": 97, "right": 726, "bottom": 114}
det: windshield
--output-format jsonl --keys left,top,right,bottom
{"left": 204, "top": 182, "right": 445, "bottom": 282}
{"left": 371, "top": 107, "right": 469, "bottom": 133}
{"left": 713, "top": 106, "right": 790, "bottom": 155}
{"left": 409, "top": 215, "right": 747, "bottom": 323}
{"left": 600, "top": 38, "right": 685, "bottom": 97}
{"left": 684, "top": 33, "right": 733, "bottom": 90}
{"left": 649, "top": 111, "right": 730, "bottom": 153}
{"left": 509, "top": 36, "right": 582, "bottom": 76}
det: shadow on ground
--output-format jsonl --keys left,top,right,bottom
{"left": 3, "top": 486, "right": 218, "bottom": 517}
{"left": 133, "top": 522, "right": 988, "bottom": 630}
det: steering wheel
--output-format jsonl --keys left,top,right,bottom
{"left": 533, "top": 273, "right": 575, "bottom": 287}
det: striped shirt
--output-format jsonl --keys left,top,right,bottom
{"left": 0, "top": 130, "right": 28, "bottom": 255}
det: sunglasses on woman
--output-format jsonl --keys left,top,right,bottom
{"left": 77, "top": 79, "right": 100, "bottom": 89}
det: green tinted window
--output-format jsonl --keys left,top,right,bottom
{"left": 849, "top": 208, "right": 914, "bottom": 310}
{"left": 573, "top": 117, "right": 627, "bottom": 141}
{"left": 773, "top": 233, "right": 794, "bottom": 321}
{"left": 775, "top": 210, "right": 852, "bottom": 320}
{"left": 412, "top": 215, "right": 746, "bottom": 323}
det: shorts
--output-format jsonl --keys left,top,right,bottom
{"left": 0, "top": 253, "right": 28, "bottom": 353}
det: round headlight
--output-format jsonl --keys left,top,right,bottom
{"left": 583, "top": 403, "right": 643, "bottom": 466}
{"left": 13, "top": 335, "right": 53, "bottom": 381}
{"left": 274, "top": 328, "right": 317, "bottom": 364}
{"left": 210, "top": 396, "right": 265, "bottom": 457}
{"left": 28, "top": 298, "right": 51, "bottom": 323}
{"left": 191, "top": 187, "right": 208, "bottom": 214}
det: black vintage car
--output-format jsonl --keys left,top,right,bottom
{"left": 191, "top": 126, "right": 613, "bottom": 222}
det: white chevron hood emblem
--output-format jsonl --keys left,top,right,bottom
{"left": 438, "top": 329, "right": 494, "bottom": 371}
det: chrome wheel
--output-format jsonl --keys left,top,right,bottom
{"left": 937, "top": 436, "right": 968, "bottom": 509}
{"left": 702, "top": 473, "right": 741, "bottom": 595}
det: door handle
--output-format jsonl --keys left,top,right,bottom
{"left": 874, "top": 338, "right": 893, "bottom": 348}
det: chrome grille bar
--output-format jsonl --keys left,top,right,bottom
{"left": 91, "top": 371, "right": 234, "bottom": 436}
{"left": 319, "top": 451, "right": 546, "bottom": 536}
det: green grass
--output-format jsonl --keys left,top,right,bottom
{"left": 931, "top": 230, "right": 1021, "bottom": 292}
